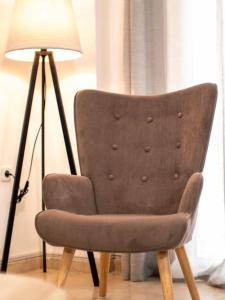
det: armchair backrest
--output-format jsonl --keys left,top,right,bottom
{"left": 75, "top": 84, "right": 217, "bottom": 214}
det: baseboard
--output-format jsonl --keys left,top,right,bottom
{"left": 7, "top": 253, "right": 42, "bottom": 273}
{"left": 5, "top": 253, "right": 121, "bottom": 274}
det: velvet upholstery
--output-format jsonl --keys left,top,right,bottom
{"left": 35, "top": 83, "right": 217, "bottom": 253}
{"left": 36, "top": 210, "right": 190, "bottom": 252}
{"left": 42, "top": 174, "right": 97, "bottom": 215}
{"left": 74, "top": 84, "right": 216, "bottom": 215}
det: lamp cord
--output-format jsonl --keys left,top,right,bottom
{"left": 4, "top": 123, "right": 43, "bottom": 200}
{"left": 16, "top": 123, "right": 43, "bottom": 202}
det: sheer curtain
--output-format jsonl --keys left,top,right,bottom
{"left": 95, "top": 0, "right": 225, "bottom": 286}
{"left": 166, "top": 1, "right": 225, "bottom": 286}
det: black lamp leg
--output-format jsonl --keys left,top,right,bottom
{"left": 41, "top": 52, "right": 47, "bottom": 273}
{"left": 48, "top": 52, "right": 99, "bottom": 287}
{"left": 87, "top": 251, "right": 100, "bottom": 286}
{"left": 47, "top": 52, "right": 77, "bottom": 172}
{"left": 1, "top": 52, "right": 40, "bottom": 272}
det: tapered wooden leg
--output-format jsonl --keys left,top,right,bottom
{"left": 156, "top": 251, "right": 174, "bottom": 300}
{"left": 58, "top": 247, "right": 75, "bottom": 288}
{"left": 176, "top": 246, "right": 200, "bottom": 300}
{"left": 99, "top": 252, "right": 111, "bottom": 298}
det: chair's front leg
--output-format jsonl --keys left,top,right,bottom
{"left": 156, "top": 251, "right": 174, "bottom": 300}
{"left": 99, "top": 252, "right": 111, "bottom": 298}
{"left": 58, "top": 247, "right": 75, "bottom": 287}
{"left": 176, "top": 246, "right": 200, "bottom": 300}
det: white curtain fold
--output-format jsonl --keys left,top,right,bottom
{"left": 96, "top": 0, "right": 225, "bottom": 286}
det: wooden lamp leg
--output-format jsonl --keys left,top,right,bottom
{"left": 156, "top": 251, "right": 174, "bottom": 300}
{"left": 99, "top": 252, "right": 111, "bottom": 298}
{"left": 58, "top": 247, "right": 75, "bottom": 288}
{"left": 176, "top": 246, "right": 200, "bottom": 300}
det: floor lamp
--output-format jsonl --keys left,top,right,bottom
{"left": 1, "top": 0, "right": 99, "bottom": 286}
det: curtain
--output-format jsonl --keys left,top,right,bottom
{"left": 95, "top": 0, "right": 225, "bottom": 286}
{"left": 207, "top": 0, "right": 225, "bottom": 287}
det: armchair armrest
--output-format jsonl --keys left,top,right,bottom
{"left": 178, "top": 172, "right": 203, "bottom": 215}
{"left": 43, "top": 174, "right": 97, "bottom": 215}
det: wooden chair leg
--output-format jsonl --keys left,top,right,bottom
{"left": 156, "top": 251, "right": 174, "bottom": 300}
{"left": 99, "top": 252, "right": 111, "bottom": 298}
{"left": 58, "top": 247, "right": 75, "bottom": 288}
{"left": 176, "top": 246, "right": 200, "bottom": 300}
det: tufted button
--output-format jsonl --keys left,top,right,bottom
{"left": 177, "top": 112, "right": 183, "bottom": 118}
{"left": 141, "top": 176, "right": 149, "bottom": 182}
{"left": 108, "top": 174, "right": 115, "bottom": 180}
{"left": 176, "top": 142, "right": 181, "bottom": 149}
{"left": 112, "top": 144, "right": 118, "bottom": 150}
{"left": 144, "top": 146, "right": 151, "bottom": 153}
{"left": 114, "top": 113, "right": 121, "bottom": 120}
{"left": 147, "top": 116, "right": 153, "bottom": 123}
{"left": 174, "top": 173, "right": 179, "bottom": 179}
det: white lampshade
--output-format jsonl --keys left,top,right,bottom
{"left": 5, "top": 0, "right": 82, "bottom": 62}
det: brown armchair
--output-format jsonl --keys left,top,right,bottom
{"left": 35, "top": 83, "right": 217, "bottom": 300}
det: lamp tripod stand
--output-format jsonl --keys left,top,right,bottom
{"left": 1, "top": 49, "right": 99, "bottom": 286}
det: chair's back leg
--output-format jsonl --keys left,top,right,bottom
{"left": 58, "top": 247, "right": 75, "bottom": 288}
{"left": 99, "top": 252, "right": 111, "bottom": 298}
{"left": 156, "top": 251, "right": 174, "bottom": 300}
{"left": 176, "top": 246, "right": 200, "bottom": 300}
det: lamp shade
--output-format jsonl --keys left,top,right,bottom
{"left": 5, "top": 0, "right": 82, "bottom": 61}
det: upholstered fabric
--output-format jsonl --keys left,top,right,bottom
{"left": 36, "top": 172, "right": 202, "bottom": 252}
{"left": 178, "top": 173, "right": 203, "bottom": 215}
{"left": 42, "top": 174, "right": 97, "bottom": 215}
{"left": 36, "top": 209, "right": 191, "bottom": 252}
{"left": 178, "top": 172, "right": 203, "bottom": 243}
{"left": 35, "top": 83, "right": 217, "bottom": 252}
{"left": 74, "top": 84, "right": 216, "bottom": 215}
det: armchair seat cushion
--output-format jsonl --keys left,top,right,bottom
{"left": 35, "top": 209, "right": 191, "bottom": 252}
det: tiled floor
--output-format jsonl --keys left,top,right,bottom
{"left": 24, "top": 269, "right": 225, "bottom": 300}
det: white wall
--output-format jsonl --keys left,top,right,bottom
{"left": 0, "top": 0, "right": 96, "bottom": 260}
